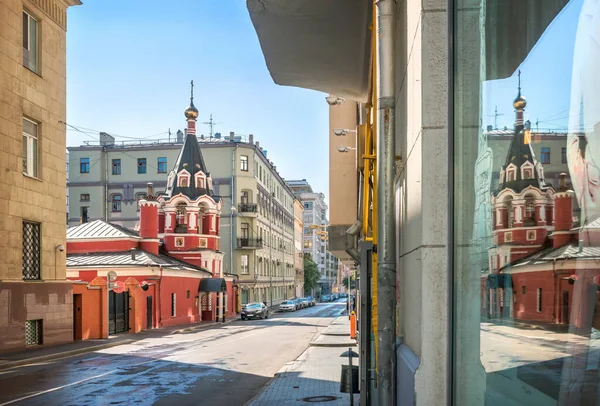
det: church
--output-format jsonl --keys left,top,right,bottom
{"left": 483, "top": 82, "right": 600, "bottom": 335}
{"left": 66, "top": 84, "right": 237, "bottom": 339}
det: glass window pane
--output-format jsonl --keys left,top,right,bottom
{"left": 23, "top": 119, "right": 37, "bottom": 137}
{"left": 453, "top": 0, "right": 599, "bottom": 405}
{"left": 31, "top": 136, "right": 37, "bottom": 177}
{"left": 29, "top": 16, "right": 36, "bottom": 72}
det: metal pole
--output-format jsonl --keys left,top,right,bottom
{"left": 376, "top": 0, "right": 396, "bottom": 404}
{"left": 269, "top": 192, "right": 273, "bottom": 309}
{"left": 349, "top": 347, "right": 355, "bottom": 406}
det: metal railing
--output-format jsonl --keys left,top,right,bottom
{"left": 237, "top": 238, "right": 263, "bottom": 248}
{"left": 238, "top": 203, "right": 257, "bottom": 213}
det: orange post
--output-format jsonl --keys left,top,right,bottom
{"left": 350, "top": 311, "right": 357, "bottom": 339}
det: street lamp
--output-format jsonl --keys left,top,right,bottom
{"left": 337, "top": 146, "right": 356, "bottom": 153}
{"left": 325, "top": 96, "right": 345, "bottom": 106}
{"left": 333, "top": 129, "right": 357, "bottom": 136}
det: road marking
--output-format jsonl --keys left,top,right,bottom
{"left": 0, "top": 357, "right": 161, "bottom": 405}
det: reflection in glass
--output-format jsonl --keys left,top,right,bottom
{"left": 454, "top": 0, "right": 600, "bottom": 404}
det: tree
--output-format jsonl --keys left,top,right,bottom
{"left": 303, "top": 253, "right": 320, "bottom": 295}
{"left": 342, "top": 276, "right": 356, "bottom": 290}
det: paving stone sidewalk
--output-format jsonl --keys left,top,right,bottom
{"left": 248, "top": 316, "right": 359, "bottom": 405}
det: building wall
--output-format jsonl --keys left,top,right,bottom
{"left": 0, "top": 0, "right": 78, "bottom": 351}
{"left": 393, "top": 0, "right": 449, "bottom": 405}
{"left": 294, "top": 199, "right": 304, "bottom": 296}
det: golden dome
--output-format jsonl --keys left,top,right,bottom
{"left": 513, "top": 94, "right": 526, "bottom": 110}
{"left": 184, "top": 100, "right": 199, "bottom": 120}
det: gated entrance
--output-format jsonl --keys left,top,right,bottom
{"left": 109, "top": 290, "right": 129, "bottom": 334}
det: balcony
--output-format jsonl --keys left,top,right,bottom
{"left": 237, "top": 238, "right": 263, "bottom": 249}
{"left": 238, "top": 203, "right": 257, "bottom": 213}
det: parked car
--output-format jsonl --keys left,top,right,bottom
{"left": 299, "top": 298, "right": 309, "bottom": 308}
{"left": 279, "top": 300, "right": 296, "bottom": 312}
{"left": 293, "top": 298, "right": 302, "bottom": 310}
{"left": 322, "top": 295, "right": 330, "bottom": 302}
{"left": 241, "top": 302, "right": 269, "bottom": 320}
{"left": 340, "top": 293, "right": 347, "bottom": 298}
{"left": 307, "top": 296, "right": 316, "bottom": 306}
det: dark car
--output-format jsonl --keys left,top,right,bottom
{"left": 241, "top": 302, "right": 269, "bottom": 320}
{"left": 322, "top": 295, "right": 330, "bottom": 302}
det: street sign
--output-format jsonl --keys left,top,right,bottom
{"left": 112, "top": 280, "right": 125, "bottom": 294}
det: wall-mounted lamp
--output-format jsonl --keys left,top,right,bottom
{"left": 333, "top": 129, "right": 357, "bottom": 136}
{"left": 325, "top": 96, "right": 345, "bottom": 106}
{"left": 337, "top": 147, "right": 357, "bottom": 153}
{"left": 56, "top": 245, "right": 65, "bottom": 252}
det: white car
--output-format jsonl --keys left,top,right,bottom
{"left": 279, "top": 300, "right": 296, "bottom": 312}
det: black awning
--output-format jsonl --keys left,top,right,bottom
{"left": 199, "top": 278, "right": 227, "bottom": 293}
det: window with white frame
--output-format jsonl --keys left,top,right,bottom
{"left": 22, "top": 11, "right": 38, "bottom": 72}
{"left": 22, "top": 118, "right": 38, "bottom": 177}
{"left": 241, "top": 255, "right": 249, "bottom": 274}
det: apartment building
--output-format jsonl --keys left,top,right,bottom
{"left": 286, "top": 179, "right": 336, "bottom": 294}
{"left": 68, "top": 131, "right": 297, "bottom": 308}
{"left": 0, "top": 0, "right": 81, "bottom": 351}
{"left": 293, "top": 199, "right": 304, "bottom": 297}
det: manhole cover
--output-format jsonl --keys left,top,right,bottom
{"left": 301, "top": 395, "right": 338, "bottom": 403}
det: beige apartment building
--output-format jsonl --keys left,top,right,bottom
{"left": 68, "top": 132, "right": 297, "bottom": 308}
{"left": 293, "top": 199, "right": 304, "bottom": 297}
{"left": 0, "top": 0, "right": 80, "bottom": 351}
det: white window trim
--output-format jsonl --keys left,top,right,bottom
{"left": 526, "top": 230, "right": 536, "bottom": 241}
{"left": 504, "top": 231, "right": 512, "bottom": 242}
{"left": 177, "top": 169, "right": 191, "bottom": 187}
{"left": 195, "top": 171, "right": 206, "bottom": 188}
{"left": 23, "top": 118, "right": 39, "bottom": 178}
{"left": 506, "top": 164, "right": 517, "bottom": 182}
{"left": 521, "top": 161, "right": 534, "bottom": 180}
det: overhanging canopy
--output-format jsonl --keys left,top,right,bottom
{"left": 246, "top": 0, "right": 372, "bottom": 102}
{"left": 199, "top": 278, "right": 227, "bottom": 293}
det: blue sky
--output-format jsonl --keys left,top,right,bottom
{"left": 483, "top": 0, "right": 582, "bottom": 131}
{"left": 65, "top": 1, "right": 329, "bottom": 197}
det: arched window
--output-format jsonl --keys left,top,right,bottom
{"left": 524, "top": 194, "right": 536, "bottom": 226}
{"left": 504, "top": 196, "right": 514, "bottom": 228}
{"left": 506, "top": 164, "right": 517, "bottom": 182}
{"left": 111, "top": 194, "right": 122, "bottom": 212}
{"left": 175, "top": 202, "right": 187, "bottom": 233}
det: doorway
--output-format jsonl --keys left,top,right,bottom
{"left": 146, "top": 296, "right": 153, "bottom": 330}
{"left": 562, "top": 290, "right": 570, "bottom": 324}
{"left": 73, "top": 294, "right": 82, "bottom": 340}
{"left": 109, "top": 290, "right": 129, "bottom": 335}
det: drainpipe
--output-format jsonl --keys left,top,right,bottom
{"left": 104, "top": 146, "right": 109, "bottom": 221}
{"left": 375, "top": 0, "right": 397, "bottom": 404}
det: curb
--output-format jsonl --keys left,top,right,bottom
{"left": 309, "top": 341, "right": 357, "bottom": 348}
{"left": 0, "top": 339, "right": 135, "bottom": 371}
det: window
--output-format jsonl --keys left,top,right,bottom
{"left": 111, "top": 194, "right": 122, "bottom": 212}
{"left": 186, "top": 290, "right": 190, "bottom": 299}
{"left": 241, "top": 222, "right": 249, "bottom": 239}
{"left": 81, "top": 207, "right": 89, "bottom": 223}
{"left": 304, "top": 240, "right": 312, "bottom": 249}
{"left": 135, "top": 192, "right": 146, "bottom": 210}
{"left": 22, "top": 11, "right": 38, "bottom": 72}
{"left": 171, "top": 293, "right": 176, "bottom": 317}
{"left": 536, "top": 288, "right": 542, "bottom": 313}
{"left": 22, "top": 221, "right": 41, "bottom": 280}
{"left": 157, "top": 157, "right": 167, "bottom": 173}
{"left": 522, "top": 286, "right": 526, "bottom": 295}
{"left": 80, "top": 158, "right": 90, "bottom": 173}
{"left": 240, "top": 155, "right": 248, "bottom": 171}
{"left": 25, "top": 319, "right": 42, "bottom": 346}
{"left": 112, "top": 159, "right": 121, "bottom": 175}
{"left": 137, "top": 158, "right": 147, "bottom": 174}
{"left": 80, "top": 194, "right": 90, "bottom": 201}
{"left": 561, "top": 147, "right": 567, "bottom": 164}
{"left": 22, "top": 118, "right": 38, "bottom": 177}
{"left": 540, "top": 147, "right": 551, "bottom": 164}
{"left": 241, "top": 255, "right": 249, "bottom": 274}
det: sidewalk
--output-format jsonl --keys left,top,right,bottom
{"left": 0, "top": 317, "right": 237, "bottom": 371}
{"left": 248, "top": 316, "right": 358, "bottom": 406}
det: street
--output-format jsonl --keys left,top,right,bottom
{"left": 0, "top": 301, "right": 345, "bottom": 406}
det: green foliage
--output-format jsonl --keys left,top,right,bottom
{"left": 342, "top": 276, "right": 356, "bottom": 289}
{"left": 303, "top": 253, "right": 320, "bottom": 294}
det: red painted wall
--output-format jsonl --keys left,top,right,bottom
{"left": 512, "top": 270, "right": 556, "bottom": 323}
{"left": 67, "top": 239, "right": 138, "bottom": 253}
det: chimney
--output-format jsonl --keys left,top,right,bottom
{"left": 130, "top": 248, "right": 136, "bottom": 261}
{"left": 553, "top": 173, "right": 574, "bottom": 248}
{"left": 147, "top": 182, "right": 153, "bottom": 197}
{"left": 229, "top": 131, "right": 235, "bottom": 141}
{"left": 249, "top": 134, "right": 254, "bottom": 144}
{"left": 256, "top": 141, "right": 260, "bottom": 149}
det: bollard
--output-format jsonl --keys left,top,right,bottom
{"left": 350, "top": 311, "right": 356, "bottom": 339}
{"left": 348, "top": 347, "right": 354, "bottom": 406}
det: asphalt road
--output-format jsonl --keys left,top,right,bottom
{"left": 0, "top": 301, "right": 346, "bottom": 406}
